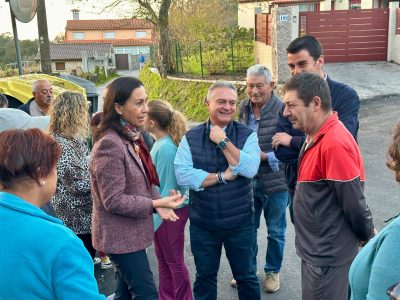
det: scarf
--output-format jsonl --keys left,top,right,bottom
{"left": 121, "top": 119, "right": 160, "bottom": 187}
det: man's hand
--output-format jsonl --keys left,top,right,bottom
{"left": 209, "top": 126, "right": 226, "bottom": 144}
{"left": 272, "top": 132, "right": 293, "bottom": 149}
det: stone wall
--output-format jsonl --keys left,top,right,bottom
{"left": 271, "top": 6, "right": 295, "bottom": 83}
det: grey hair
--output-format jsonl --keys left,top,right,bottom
{"left": 246, "top": 64, "right": 273, "bottom": 83}
{"left": 32, "top": 79, "right": 51, "bottom": 92}
{"left": 206, "top": 81, "right": 237, "bottom": 101}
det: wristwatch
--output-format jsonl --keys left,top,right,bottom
{"left": 217, "top": 137, "right": 230, "bottom": 150}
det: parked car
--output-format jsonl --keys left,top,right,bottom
{"left": 0, "top": 74, "right": 98, "bottom": 114}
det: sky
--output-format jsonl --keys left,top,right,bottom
{"left": 0, "top": 0, "right": 119, "bottom": 41}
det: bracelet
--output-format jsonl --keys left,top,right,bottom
{"left": 220, "top": 171, "right": 227, "bottom": 184}
{"left": 215, "top": 173, "right": 220, "bottom": 184}
{"left": 217, "top": 172, "right": 222, "bottom": 184}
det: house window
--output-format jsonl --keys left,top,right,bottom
{"left": 135, "top": 31, "right": 147, "bottom": 38}
{"left": 55, "top": 62, "right": 65, "bottom": 71}
{"left": 104, "top": 31, "right": 115, "bottom": 39}
{"left": 72, "top": 32, "right": 84, "bottom": 40}
{"left": 350, "top": 0, "right": 361, "bottom": 9}
{"left": 299, "top": 3, "right": 319, "bottom": 12}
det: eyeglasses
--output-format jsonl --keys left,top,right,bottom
{"left": 388, "top": 282, "right": 400, "bottom": 300}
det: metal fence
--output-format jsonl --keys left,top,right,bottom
{"left": 150, "top": 29, "right": 254, "bottom": 79}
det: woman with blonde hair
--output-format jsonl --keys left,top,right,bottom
{"left": 145, "top": 100, "right": 192, "bottom": 300}
{"left": 349, "top": 122, "right": 400, "bottom": 299}
{"left": 48, "top": 91, "right": 96, "bottom": 259}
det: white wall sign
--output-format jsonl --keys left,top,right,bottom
{"left": 279, "top": 15, "right": 289, "bottom": 22}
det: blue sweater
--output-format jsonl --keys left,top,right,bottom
{"left": 151, "top": 135, "right": 189, "bottom": 231}
{"left": 349, "top": 216, "right": 400, "bottom": 300}
{"left": 274, "top": 76, "right": 360, "bottom": 190}
{"left": 0, "top": 192, "right": 105, "bottom": 300}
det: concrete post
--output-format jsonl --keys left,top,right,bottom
{"left": 271, "top": 5, "right": 296, "bottom": 84}
{"left": 387, "top": 1, "right": 400, "bottom": 62}
{"left": 81, "top": 51, "right": 88, "bottom": 72}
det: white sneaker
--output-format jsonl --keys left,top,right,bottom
{"left": 101, "top": 257, "right": 113, "bottom": 269}
{"left": 93, "top": 257, "right": 101, "bottom": 265}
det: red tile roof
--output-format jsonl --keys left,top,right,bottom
{"left": 64, "top": 39, "right": 154, "bottom": 46}
{"left": 271, "top": 0, "right": 318, "bottom": 3}
{"left": 66, "top": 19, "right": 153, "bottom": 30}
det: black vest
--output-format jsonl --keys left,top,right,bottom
{"left": 186, "top": 121, "right": 254, "bottom": 231}
{"left": 239, "top": 92, "right": 288, "bottom": 195}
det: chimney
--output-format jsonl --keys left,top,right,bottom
{"left": 71, "top": 9, "right": 80, "bottom": 20}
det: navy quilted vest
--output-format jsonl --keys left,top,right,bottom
{"left": 186, "top": 121, "right": 254, "bottom": 231}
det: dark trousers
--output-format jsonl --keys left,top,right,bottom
{"left": 190, "top": 221, "right": 260, "bottom": 300}
{"left": 109, "top": 250, "right": 158, "bottom": 300}
{"left": 301, "top": 260, "right": 351, "bottom": 300}
{"left": 77, "top": 233, "right": 96, "bottom": 259}
{"left": 288, "top": 189, "right": 295, "bottom": 224}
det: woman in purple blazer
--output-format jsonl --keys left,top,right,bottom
{"left": 90, "top": 77, "right": 186, "bottom": 300}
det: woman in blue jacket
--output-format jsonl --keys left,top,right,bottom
{"left": 0, "top": 128, "right": 104, "bottom": 300}
{"left": 145, "top": 100, "right": 193, "bottom": 300}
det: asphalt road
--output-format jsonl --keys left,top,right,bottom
{"left": 95, "top": 94, "right": 400, "bottom": 299}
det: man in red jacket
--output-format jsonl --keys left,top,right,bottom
{"left": 282, "top": 72, "right": 374, "bottom": 300}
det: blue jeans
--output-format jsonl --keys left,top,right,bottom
{"left": 253, "top": 178, "right": 288, "bottom": 273}
{"left": 190, "top": 221, "right": 260, "bottom": 300}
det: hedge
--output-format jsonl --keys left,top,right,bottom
{"left": 139, "top": 67, "right": 247, "bottom": 122}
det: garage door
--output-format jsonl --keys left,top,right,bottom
{"left": 115, "top": 54, "right": 129, "bottom": 70}
{"left": 299, "top": 8, "right": 389, "bottom": 62}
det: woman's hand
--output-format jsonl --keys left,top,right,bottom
{"left": 155, "top": 207, "right": 179, "bottom": 222}
{"left": 153, "top": 190, "right": 186, "bottom": 210}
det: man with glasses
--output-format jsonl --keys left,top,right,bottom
{"left": 18, "top": 79, "right": 53, "bottom": 116}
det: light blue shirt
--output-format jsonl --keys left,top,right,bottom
{"left": 248, "top": 105, "right": 280, "bottom": 172}
{"left": 174, "top": 128, "right": 260, "bottom": 191}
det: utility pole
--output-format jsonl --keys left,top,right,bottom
{"left": 37, "top": 0, "right": 52, "bottom": 74}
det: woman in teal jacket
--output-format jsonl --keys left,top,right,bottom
{"left": 0, "top": 128, "right": 104, "bottom": 300}
{"left": 145, "top": 100, "right": 193, "bottom": 300}
{"left": 349, "top": 122, "right": 400, "bottom": 300}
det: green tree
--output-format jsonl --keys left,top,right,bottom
{"left": 0, "top": 33, "right": 38, "bottom": 68}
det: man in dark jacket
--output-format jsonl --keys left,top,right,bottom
{"left": 236, "top": 65, "right": 288, "bottom": 294}
{"left": 272, "top": 35, "right": 360, "bottom": 223}
{"left": 282, "top": 72, "right": 374, "bottom": 300}
{"left": 18, "top": 79, "right": 53, "bottom": 116}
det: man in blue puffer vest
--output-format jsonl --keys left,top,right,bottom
{"left": 175, "top": 81, "right": 261, "bottom": 300}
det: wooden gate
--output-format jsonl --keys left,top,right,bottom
{"left": 299, "top": 9, "right": 389, "bottom": 62}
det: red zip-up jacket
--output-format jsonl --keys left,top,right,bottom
{"left": 294, "top": 113, "right": 374, "bottom": 267}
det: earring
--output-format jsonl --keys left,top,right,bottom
{"left": 40, "top": 181, "right": 46, "bottom": 186}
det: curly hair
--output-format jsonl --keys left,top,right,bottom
{"left": 48, "top": 91, "right": 89, "bottom": 139}
{"left": 387, "top": 122, "right": 400, "bottom": 184}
